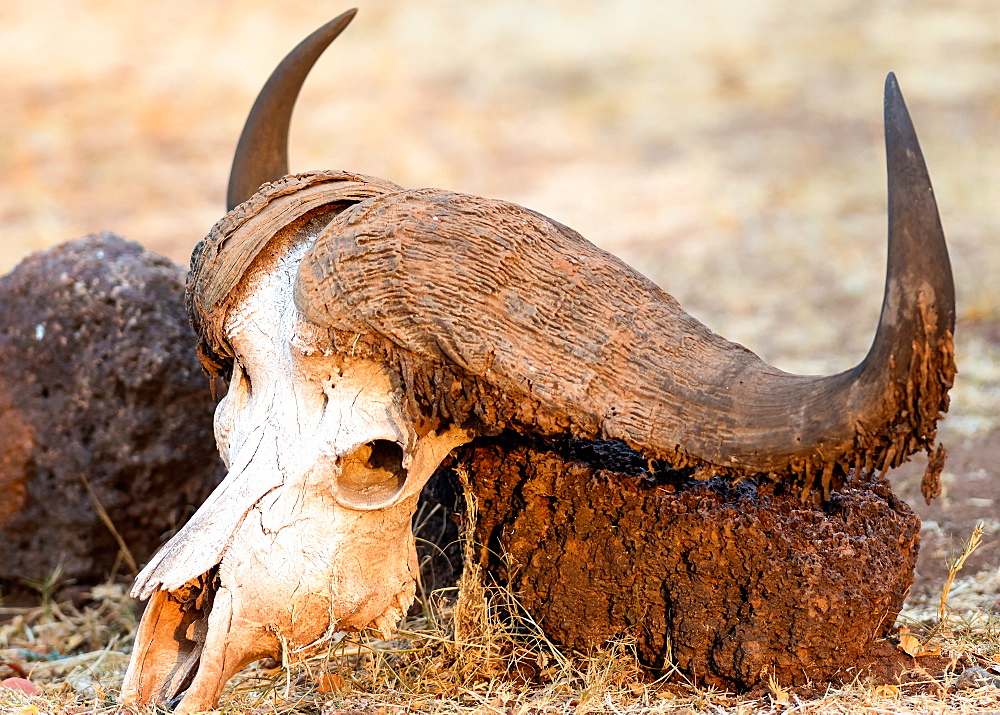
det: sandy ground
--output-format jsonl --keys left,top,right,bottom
{"left": 1, "top": 1, "right": 998, "bottom": 607}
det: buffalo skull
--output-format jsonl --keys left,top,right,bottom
{"left": 120, "top": 9, "right": 954, "bottom": 713}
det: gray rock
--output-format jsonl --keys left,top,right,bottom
{"left": 0, "top": 233, "right": 223, "bottom": 588}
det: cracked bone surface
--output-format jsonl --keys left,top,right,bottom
{"left": 119, "top": 238, "right": 469, "bottom": 711}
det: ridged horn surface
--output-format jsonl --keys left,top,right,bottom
{"left": 285, "top": 73, "right": 953, "bottom": 487}
{"left": 226, "top": 9, "right": 357, "bottom": 211}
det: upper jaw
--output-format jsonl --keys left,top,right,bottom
{"left": 120, "top": 486, "right": 423, "bottom": 712}
{"left": 121, "top": 411, "right": 471, "bottom": 712}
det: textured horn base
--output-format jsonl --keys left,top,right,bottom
{"left": 444, "top": 434, "right": 921, "bottom": 689}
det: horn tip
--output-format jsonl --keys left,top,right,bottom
{"left": 883, "top": 72, "right": 912, "bottom": 117}
{"left": 883, "top": 72, "right": 901, "bottom": 112}
{"left": 882, "top": 72, "right": 918, "bottom": 147}
{"left": 225, "top": 8, "right": 360, "bottom": 213}
{"left": 328, "top": 8, "right": 359, "bottom": 33}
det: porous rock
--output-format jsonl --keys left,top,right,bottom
{"left": 0, "top": 233, "right": 223, "bottom": 587}
{"left": 439, "top": 433, "right": 921, "bottom": 689}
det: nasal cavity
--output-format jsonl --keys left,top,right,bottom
{"left": 337, "top": 440, "right": 408, "bottom": 509}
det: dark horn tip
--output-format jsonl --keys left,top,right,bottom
{"left": 226, "top": 9, "right": 360, "bottom": 212}
{"left": 872, "top": 69, "right": 955, "bottom": 362}
{"left": 883, "top": 72, "right": 915, "bottom": 146}
{"left": 882, "top": 72, "right": 950, "bottom": 271}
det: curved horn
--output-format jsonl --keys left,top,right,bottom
{"left": 663, "top": 71, "right": 956, "bottom": 485}
{"left": 287, "top": 74, "right": 953, "bottom": 492}
{"left": 864, "top": 73, "right": 954, "bottom": 379}
{"left": 226, "top": 9, "right": 357, "bottom": 211}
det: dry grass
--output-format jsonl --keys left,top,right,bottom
{"left": 0, "top": 515, "right": 997, "bottom": 714}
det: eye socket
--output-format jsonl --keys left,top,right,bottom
{"left": 214, "top": 362, "right": 252, "bottom": 467}
{"left": 232, "top": 361, "right": 252, "bottom": 398}
{"left": 337, "top": 440, "right": 407, "bottom": 509}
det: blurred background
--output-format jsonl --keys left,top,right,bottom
{"left": 1, "top": 0, "right": 998, "bottom": 600}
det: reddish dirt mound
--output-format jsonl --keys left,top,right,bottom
{"left": 439, "top": 434, "right": 922, "bottom": 689}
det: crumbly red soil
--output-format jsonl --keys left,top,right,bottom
{"left": 434, "top": 433, "right": 922, "bottom": 690}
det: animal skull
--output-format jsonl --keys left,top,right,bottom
{"left": 121, "top": 235, "right": 469, "bottom": 710}
{"left": 121, "top": 8, "right": 955, "bottom": 713}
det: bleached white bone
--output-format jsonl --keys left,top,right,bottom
{"left": 120, "top": 236, "right": 469, "bottom": 712}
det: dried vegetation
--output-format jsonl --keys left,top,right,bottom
{"left": 0, "top": 511, "right": 997, "bottom": 714}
